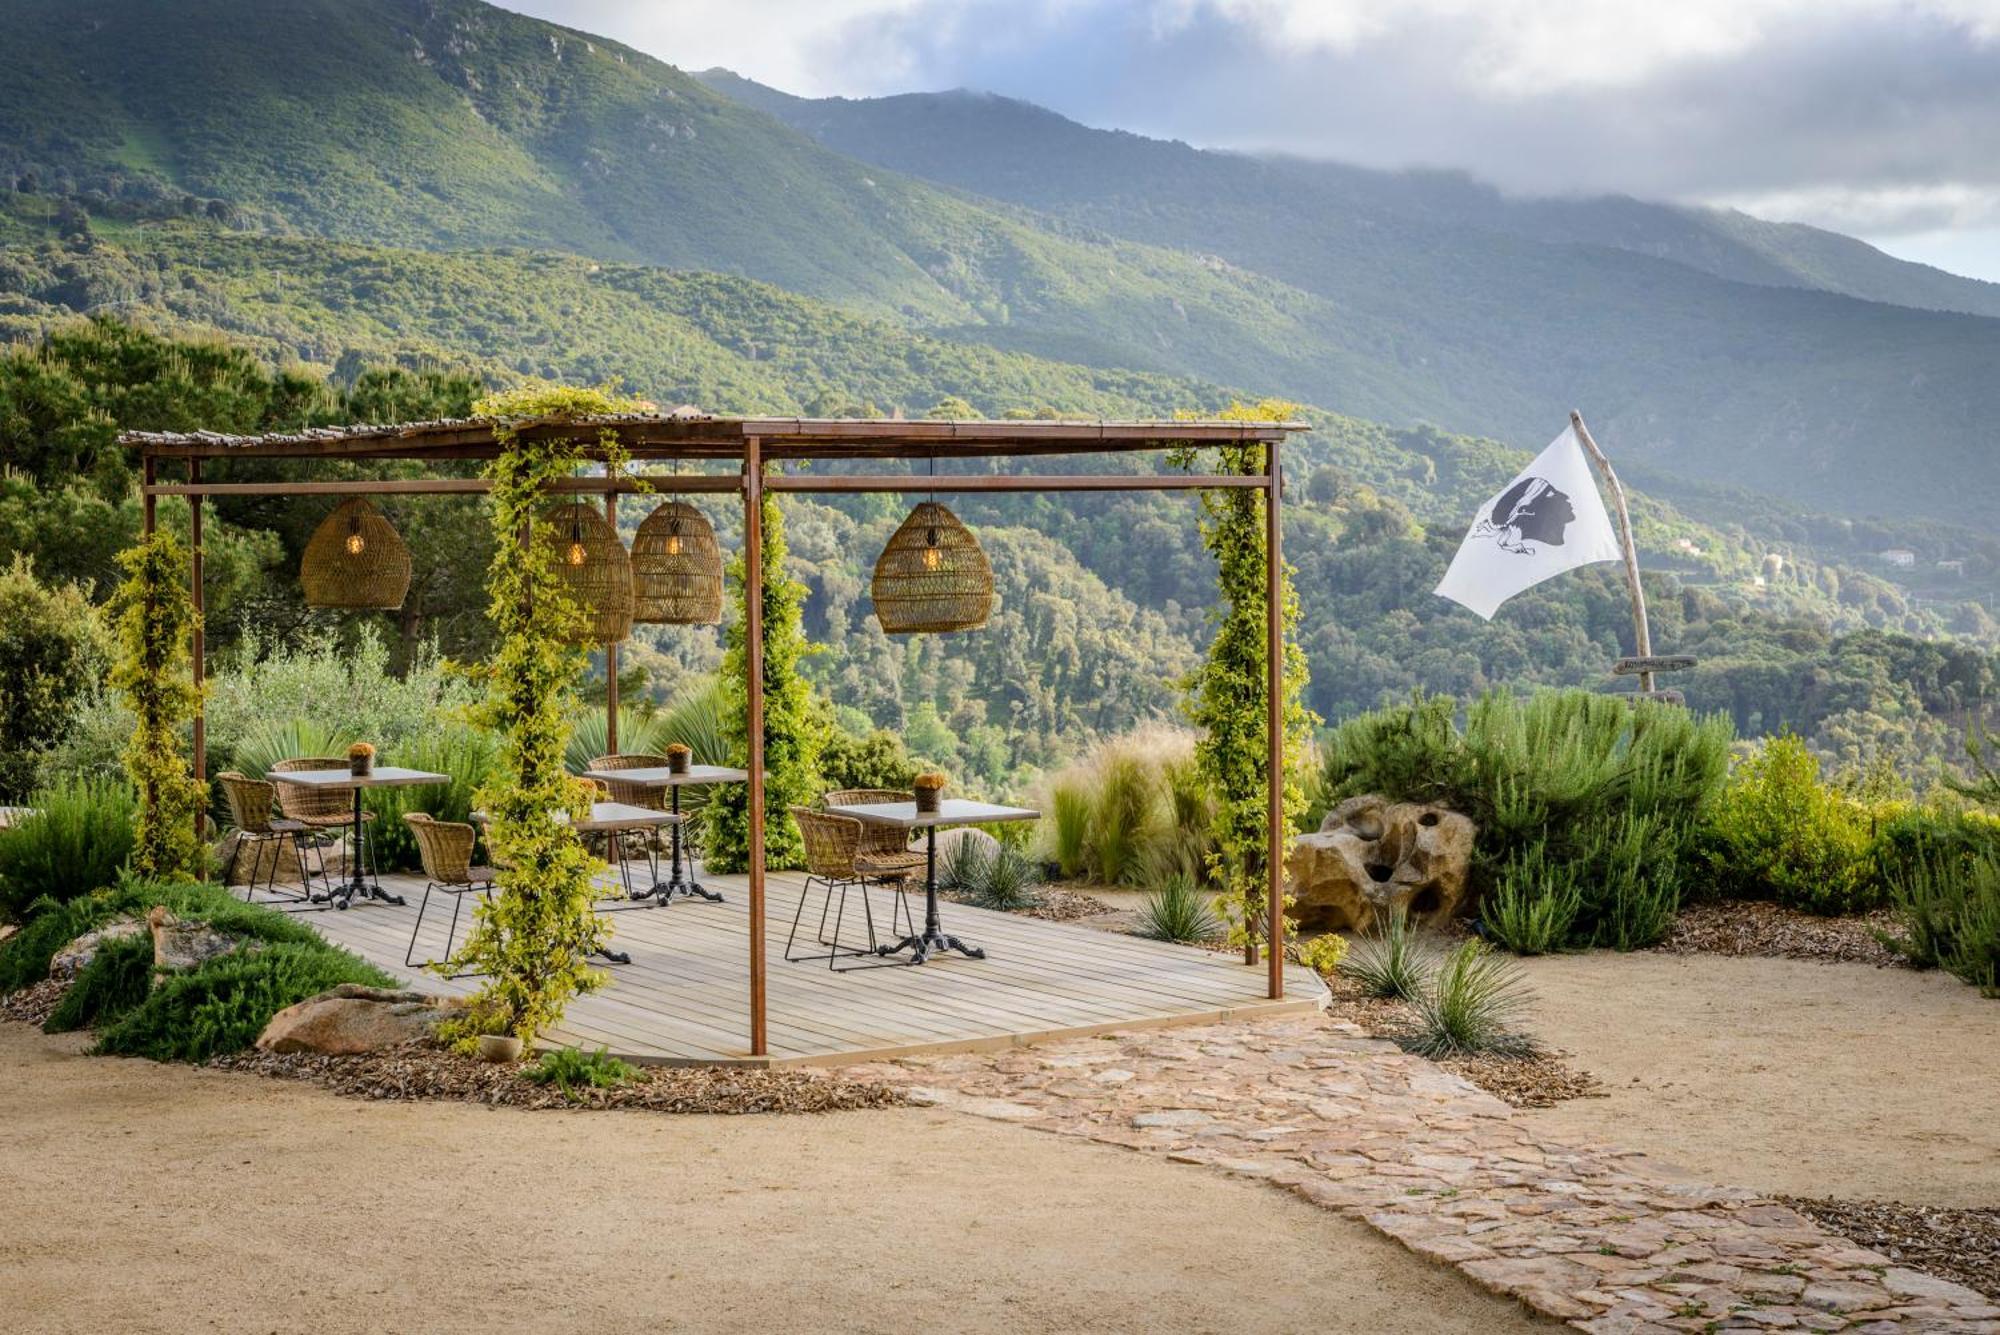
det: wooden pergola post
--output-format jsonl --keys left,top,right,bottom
{"left": 189, "top": 459, "right": 205, "bottom": 845}
{"left": 743, "top": 437, "right": 767, "bottom": 1057}
{"left": 1266, "top": 443, "right": 1284, "bottom": 1000}
{"left": 603, "top": 489, "right": 619, "bottom": 755}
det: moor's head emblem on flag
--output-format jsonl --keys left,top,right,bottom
{"left": 1473, "top": 476, "right": 1575, "bottom": 554}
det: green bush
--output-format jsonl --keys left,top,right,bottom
{"left": 526, "top": 1045, "right": 638, "bottom": 1098}
{"left": 1048, "top": 782, "right": 1091, "bottom": 880}
{"left": 95, "top": 941, "right": 393, "bottom": 1063}
{"left": 0, "top": 776, "right": 137, "bottom": 922}
{"left": 1320, "top": 689, "right": 1729, "bottom": 950}
{"left": 0, "top": 557, "right": 112, "bottom": 801}
{"left": 819, "top": 726, "right": 918, "bottom": 793}
{"left": 44, "top": 931, "right": 154, "bottom": 1032}
{"left": 1884, "top": 836, "right": 2000, "bottom": 996}
{"left": 362, "top": 722, "right": 499, "bottom": 871}
{"left": 1703, "top": 734, "right": 1891, "bottom": 914}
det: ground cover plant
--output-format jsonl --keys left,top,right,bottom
{"left": 1319, "top": 689, "right": 1732, "bottom": 951}
{"left": 526, "top": 1045, "right": 639, "bottom": 1100}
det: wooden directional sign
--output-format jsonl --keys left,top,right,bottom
{"left": 1613, "top": 655, "right": 1697, "bottom": 676}
{"left": 1630, "top": 689, "right": 1687, "bottom": 705}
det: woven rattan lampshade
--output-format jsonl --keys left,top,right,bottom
{"left": 871, "top": 501, "right": 993, "bottom": 633}
{"left": 632, "top": 499, "right": 723, "bottom": 625}
{"left": 540, "top": 501, "right": 633, "bottom": 644}
{"left": 300, "top": 498, "right": 412, "bottom": 610}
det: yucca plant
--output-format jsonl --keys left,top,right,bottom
{"left": 1339, "top": 906, "right": 1433, "bottom": 1000}
{"left": 939, "top": 832, "right": 991, "bottom": 892}
{"left": 1406, "top": 940, "right": 1537, "bottom": 1057}
{"left": 233, "top": 717, "right": 343, "bottom": 780}
{"left": 971, "top": 845, "right": 1041, "bottom": 912}
{"left": 1137, "top": 871, "right": 1222, "bottom": 943}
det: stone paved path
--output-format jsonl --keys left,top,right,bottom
{"left": 850, "top": 1018, "right": 1999, "bottom": 1333}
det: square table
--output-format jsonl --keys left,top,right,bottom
{"left": 577, "top": 765, "right": 749, "bottom": 906}
{"left": 822, "top": 798, "right": 1039, "bottom": 964}
{"left": 266, "top": 766, "right": 450, "bottom": 910}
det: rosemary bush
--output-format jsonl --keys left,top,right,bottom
{"left": 0, "top": 776, "right": 136, "bottom": 922}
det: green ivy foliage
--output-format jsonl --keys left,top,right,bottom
{"left": 441, "top": 384, "right": 642, "bottom": 1045}
{"left": 704, "top": 487, "right": 826, "bottom": 873}
{"left": 109, "top": 529, "right": 206, "bottom": 880}
{"left": 1171, "top": 401, "right": 1318, "bottom": 956}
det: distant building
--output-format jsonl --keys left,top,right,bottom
{"left": 1880, "top": 548, "right": 1917, "bottom": 569}
{"left": 1673, "top": 537, "right": 1702, "bottom": 556}
{"left": 1937, "top": 559, "right": 1966, "bottom": 577}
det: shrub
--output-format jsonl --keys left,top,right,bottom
{"left": 1885, "top": 844, "right": 2000, "bottom": 996}
{"left": 1703, "top": 734, "right": 1890, "bottom": 914}
{"left": 44, "top": 930, "right": 154, "bottom": 1032}
{"left": 0, "top": 776, "right": 137, "bottom": 922}
{"left": 1294, "top": 931, "right": 1349, "bottom": 975}
{"left": 0, "top": 557, "right": 112, "bottom": 801}
{"left": 1406, "top": 940, "right": 1537, "bottom": 1058}
{"left": 526, "top": 1045, "right": 638, "bottom": 1099}
{"left": 820, "top": 725, "right": 918, "bottom": 793}
{"left": 0, "top": 895, "right": 106, "bottom": 993}
{"left": 1321, "top": 689, "right": 1730, "bottom": 950}
{"left": 95, "top": 941, "right": 393, "bottom": 1063}
{"left": 1136, "top": 872, "right": 1222, "bottom": 943}
{"left": 1339, "top": 907, "right": 1433, "bottom": 1000}
{"left": 967, "top": 844, "right": 1041, "bottom": 912}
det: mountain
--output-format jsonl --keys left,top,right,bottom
{"left": 7, "top": 0, "right": 2000, "bottom": 529}
{"left": 697, "top": 74, "right": 2000, "bottom": 322}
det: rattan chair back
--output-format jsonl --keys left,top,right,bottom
{"left": 823, "top": 788, "right": 915, "bottom": 857}
{"left": 216, "top": 771, "right": 276, "bottom": 833}
{"left": 793, "top": 806, "right": 862, "bottom": 881}
{"left": 269, "top": 757, "right": 352, "bottom": 823}
{"left": 405, "top": 812, "right": 477, "bottom": 887}
{"left": 586, "top": 753, "right": 672, "bottom": 809}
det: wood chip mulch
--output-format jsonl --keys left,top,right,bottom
{"left": 1654, "top": 900, "right": 1908, "bottom": 967}
{"left": 0, "top": 979, "right": 68, "bottom": 1028}
{"left": 1779, "top": 1196, "right": 2000, "bottom": 1301}
{"left": 209, "top": 1043, "right": 908, "bottom": 1115}
{"left": 1319, "top": 975, "right": 1604, "bottom": 1109}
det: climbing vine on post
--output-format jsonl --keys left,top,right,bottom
{"left": 1173, "top": 400, "right": 1317, "bottom": 959}
{"left": 704, "top": 482, "right": 825, "bottom": 873}
{"left": 443, "top": 384, "right": 644, "bottom": 1045}
{"left": 110, "top": 530, "right": 207, "bottom": 880}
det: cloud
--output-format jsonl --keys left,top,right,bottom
{"left": 499, "top": 0, "right": 2000, "bottom": 246}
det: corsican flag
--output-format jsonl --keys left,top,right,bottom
{"left": 1434, "top": 423, "right": 1624, "bottom": 620}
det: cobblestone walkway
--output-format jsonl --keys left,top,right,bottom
{"left": 850, "top": 1018, "right": 1999, "bottom": 1333}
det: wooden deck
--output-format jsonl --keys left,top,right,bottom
{"left": 292, "top": 869, "right": 1324, "bottom": 1067}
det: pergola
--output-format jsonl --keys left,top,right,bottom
{"left": 123, "top": 413, "right": 1309, "bottom": 1057}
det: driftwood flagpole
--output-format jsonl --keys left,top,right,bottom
{"left": 1568, "top": 410, "right": 1656, "bottom": 695}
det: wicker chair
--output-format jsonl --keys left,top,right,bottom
{"left": 269, "top": 757, "right": 377, "bottom": 882}
{"left": 590, "top": 751, "right": 710, "bottom": 871}
{"left": 788, "top": 807, "right": 922, "bottom": 969}
{"left": 216, "top": 771, "right": 325, "bottom": 908}
{"left": 403, "top": 813, "right": 496, "bottom": 977}
{"left": 823, "top": 789, "right": 921, "bottom": 858}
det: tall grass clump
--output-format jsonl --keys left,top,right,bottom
{"left": 1320, "top": 689, "right": 1730, "bottom": 951}
{"left": 1136, "top": 871, "right": 1222, "bottom": 943}
{"left": 1092, "top": 753, "right": 1155, "bottom": 886}
{"left": 1048, "top": 782, "right": 1092, "bottom": 881}
{"left": 1037, "top": 725, "right": 1217, "bottom": 892}
{"left": 1406, "top": 940, "right": 1537, "bottom": 1057}
{"left": 1339, "top": 907, "right": 1433, "bottom": 1000}
{"left": 0, "top": 776, "right": 137, "bottom": 922}
{"left": 1884, "top": 826, "right": 2000, "bottom": 996}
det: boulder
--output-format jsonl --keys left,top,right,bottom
{"left": 148, "top": 905, "right": 249, "bottom": 973}
{"left": 256, "top": 984, "right": 464, "bottom": 1056}
{"left": 1285, "top": 795, "right": 1475, "bottom": 932}
{"left": 212, "top": 829, "right": 321, "bottom": 889}
{"left": 49, "top": 917, "right": 146, "bottom": 981}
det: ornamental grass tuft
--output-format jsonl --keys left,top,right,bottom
{"left": 1406, "top": 939, "right": 1538, "bottom": 1058}
{"left": 1339, "top": 905, "right": 1433, "bottom": 1000}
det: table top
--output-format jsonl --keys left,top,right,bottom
{"left": 473, "top": 802, "right": 681, "bottom": 832}
{"left": 580, "top": 764, "right": 750, "bottom": 788}
{"left": 825, "top": 798, "right": 1040, "bottom": 831}
{"left": 266, "top": 766, "right": 450, "bottom": 790}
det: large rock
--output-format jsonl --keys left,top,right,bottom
{"left": 49, "top": 917, "right": 146, "bottom": 980}
{"left": 256, "top": 984, "right": 464, "bottom": 1055}
{"left": 148, "top": 905, "right": 246, "bottom": 973}
{"left": 1285, "top": 795, "right": 1475, "bottom": 932}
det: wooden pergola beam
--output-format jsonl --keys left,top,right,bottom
{"left": 144, "top": 473, "right": 1272, "bottom": 498}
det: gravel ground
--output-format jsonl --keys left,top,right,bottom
{"left": 209, "top": 1042, "right": 906, "bottom": 1114}
{"left": 1780, "top": 1196, "right": 2000, "bottom": 1301}
{"left": 940, "top": 886, "right": 1115, "bottom": 921}
{"left": 1655, "top": 899, "right": 1908, "bottom": 965}
{"left": 0, "top": 979, "right": 66, "bottom": 1028}
{"left": 1319, "top": 973, "right": 1604, "bottom": 1108}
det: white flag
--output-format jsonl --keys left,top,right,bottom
{"left": 1434, "top": 424, "right": 1623, "bottom": 620}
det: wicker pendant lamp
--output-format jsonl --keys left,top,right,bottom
{"left": 540, "top": 501, "right": 633, "bottom": 644}
{"left": 632, "top": 497, "right": 723, "bottom": 626}
{"left": 871, "top": 500, "right": 993, "bottom": 633}
{"left": 300, "top": 498, "right": 412, "bottom": 610}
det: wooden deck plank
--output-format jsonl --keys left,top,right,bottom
{"left": 288, "top": 867, "right": 1323, "bottom": 1065}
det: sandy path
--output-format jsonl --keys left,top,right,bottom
{"left": 0, "top": 1025, "right": 1541, "bottom": 1334}
{"left": 1518, "top": 952, "right": 2000, "bottom": 1206}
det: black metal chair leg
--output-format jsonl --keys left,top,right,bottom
{"left": 784, "top": 874, "right": 818, "bottom": 962}
{"left": 405, "top": 881, "right": 437, "bottom": 969}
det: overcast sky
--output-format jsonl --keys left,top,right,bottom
{"left": 504, "top": 0, "right": 2000, "bottom": 282}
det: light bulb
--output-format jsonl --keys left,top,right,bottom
{"left": 344, "top": 532, "right": 366, "bottom": 556}
{"left": 923, "top": 543, "right": 943, "bottom": 572}
{"left": 566, "top": 541, "right": 587, "bottom": 567}
{"left": 666, "top": 532, "right": 683, "bottom": 557}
